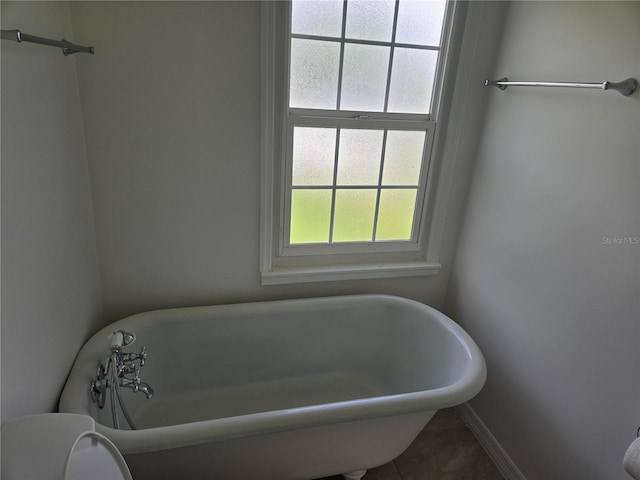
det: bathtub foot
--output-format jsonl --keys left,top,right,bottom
{"left": 343, "top": 469, "right": 367, "bottom": 480}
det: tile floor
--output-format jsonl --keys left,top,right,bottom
{"left": 316, "top": 408, "right": 504, "bottom": 480}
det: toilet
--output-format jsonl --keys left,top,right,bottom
{"left": 2, "top": 413, "right": 132, "bottom": 480}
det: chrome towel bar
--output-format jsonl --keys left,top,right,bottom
{"left": 485, "top": 77, "right": 637, "bottom": 96}
{"left": 1, "top": 29, "right": 94, "bottom": 55}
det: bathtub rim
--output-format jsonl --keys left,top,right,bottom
{"left": 59, "top": 294, "right": 486, "bottom": 454}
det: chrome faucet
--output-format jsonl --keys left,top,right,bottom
{"left": 90, "top": 330, "right": 154, "bottom": 429}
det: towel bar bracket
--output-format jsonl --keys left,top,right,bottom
{"left": 485, "top": 77, "right": 509, "bottom": 90}
{"left": 603, "top": 78, "right": 637, "bottom": 96}
{"left": 1, "top": 29, "right": 94, "bottom": 56}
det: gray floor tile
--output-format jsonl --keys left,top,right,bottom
{"left": 393, "top": 409, "right": 504, "bottom": 480}
{"left": 314, "top": 408, "right": 503, "bottom": 480}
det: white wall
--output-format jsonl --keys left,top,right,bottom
{"left": 68, "top": 1, "right": 488, "bottom": 322}
{"left": 1, "top": 1, "right": 103, "bottom": 420}
{"left": 446, "top": 2, "right": 640, "bottom": 479}
{"left": 0, "top": 0, "right": 499, "bottom": 422}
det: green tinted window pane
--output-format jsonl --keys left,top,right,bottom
{"left": 336, "top": 129, "right": 383, "bottom": 185}
{"left": 376, "top": 189, "right": 417, "bottom": 240}
{"left": 292, "top": 127, "right": 336, "bottom": 185}
{"left": 290, "top": 39, "right": 340, "bottom": 109}
{"left": 345, "top": 0, "right": 395, "bottom": 42}
{"left": 290, "top": 190, "right": 332, "bottom": 244}
{"left": 340, "top": 44, "right": 390, "bottom": 112}
{"left": 396, "top": 0, "right": 446, "bottom": 46}
{"left": 292, "top": 0, "right": 344, "bottom": 37}
{"left": 333, "top": 189, "right": 377, "bottom": 242}
{"left": 382, "top": 131, "right": 425, "bottom": 185}
{"left": 387, "top": 48, "right": 438, "bottom": 114}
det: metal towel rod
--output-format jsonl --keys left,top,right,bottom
{"left": 485, "top": 77, "right": 637, "bottom": 96}
{"left": 1, "top": 29, "right": 94, "bottom": 56}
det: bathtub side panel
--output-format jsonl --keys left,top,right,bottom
{"left": 124, "top": 411, "right": 434, "bottom": 480}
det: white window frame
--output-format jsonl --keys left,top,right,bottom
{"left": 261, "top": 0, "right": 467, "bottom": 285}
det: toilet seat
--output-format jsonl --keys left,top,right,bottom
{"left": 65, "top": 430, "right": 132, "bottom": 480}
{"left": 1, "top": 413, "right": 132, "bottom": 480}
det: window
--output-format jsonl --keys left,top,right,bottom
{"left": 261, "top": 0, "right": 462, "bottom": 284}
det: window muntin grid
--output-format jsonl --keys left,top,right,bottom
{"left": 288, "top": 126, "right": 427, "bottom": 245}
{"left": 289, "top": 0, "right": 446, "bottom": 114}
{"left": 285, "top": 0, "right": 446, "bottom": 248}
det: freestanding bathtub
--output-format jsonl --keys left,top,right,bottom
{"left": 59, "top": 294, "right": 486, "bottom": 480}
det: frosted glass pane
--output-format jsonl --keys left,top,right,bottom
{"left": 396, "top": 0, "right": 446, "bottom": 46}
{"left": 290, "top": 190, "right": 332, "bottom": 244}
{"left": 291, "top": 0, "right": 344, "bottom": 37}
{"left": 345, "top": 0, "right": 395, "bottom": 42}
{"left": 336, "top": 129, "right": 383, "bottom": 185}
{"left": 340, "top": 44, "right": 389, "bottom": 112}
{"left": 333, "top": 189, "right": 377, "bottom": 242}
{"left": 375, "top": 189, "right": 417, "bottom": 241}
{"left": 387, "top": 48, "right": 438, "bottom": 114}
{"left": 382, "top": 131, "right": 425, "bottom": 185}
{"left": 292, "top": 127, "right": 336, "bottom": 186}
{"left": 290, "top": 39, "right": 340, "bottom": 109}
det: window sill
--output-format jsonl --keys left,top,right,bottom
{"left": 261, "top": 260, "right": 441, "bottom": 285}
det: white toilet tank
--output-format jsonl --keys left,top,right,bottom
{"left": 2, "top": 413, "right": 132, "bottom": 480}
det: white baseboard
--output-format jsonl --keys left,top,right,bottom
{"left": 456, "top": 403, "right": 528, "bottom": 480}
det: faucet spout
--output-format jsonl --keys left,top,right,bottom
{"left": 138, "top": 382, "right": 154, "bottom": 399}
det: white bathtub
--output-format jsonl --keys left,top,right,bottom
{"left": 59, "top": 294, "right": 486, "bottom": 480}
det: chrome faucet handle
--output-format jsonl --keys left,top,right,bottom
{"left": 121, "top": 346, "right": 147, "bottom": 367}
{"left": 90, "top": 363, "right": 108, "bottom": 408}
{"left": 121, "top": 374, "right": 141, "bottom": 392}
{"left": 138, "top": 346, "right": 146, "bottom": 366}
